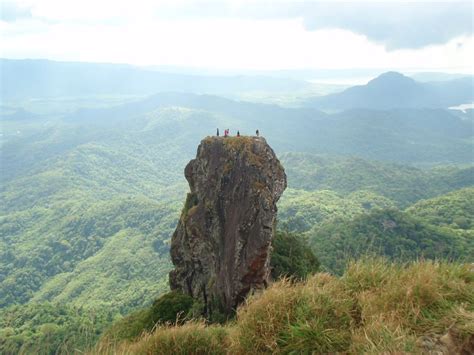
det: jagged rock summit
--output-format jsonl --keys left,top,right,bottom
{"left": 169, "top": 136, "right": 287, "bottom": 316}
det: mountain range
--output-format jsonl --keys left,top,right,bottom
{"left": 2, "top": 59, "right": 472, "bottom": 112}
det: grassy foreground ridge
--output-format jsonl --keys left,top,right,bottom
{"left": 95, "top": 258, "right": 473, "bottom": 354}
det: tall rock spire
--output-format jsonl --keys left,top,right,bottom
{"left": 169, "top": 136, "right": 287, "bottom": 316}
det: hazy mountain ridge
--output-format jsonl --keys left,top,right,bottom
{"left": 0, "top": 58, "right": 312, "bottom": 100}
{"left": 53, "top": 92, "right": 474, "bottom": 164}
{"left": 304, "top": 71, "right": 474, "bottom": 110}
{"left": 3, "top": 59, "right": 473, "bottom": 112}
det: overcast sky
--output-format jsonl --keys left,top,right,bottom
{"left": 1, "top": 0, "right": 473, "bottom": 72}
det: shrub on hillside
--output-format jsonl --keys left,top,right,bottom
{"left": 271, "top": 230, "right": 320, "bottom": 280}
{"left": 102, "top": 291, "right": 195, "bottom": 342}
{"left": 148, "top": 291, "right": 195, "bottom": 325}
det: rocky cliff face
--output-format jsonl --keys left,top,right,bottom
{"left": 169, "top": 136, "right": 287, "bottom": 316}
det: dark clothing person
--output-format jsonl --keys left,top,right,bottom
{"left": 217, "top": 128, "right": 219, "bottom": 136}
{"left": 256, "top": 129, "right": 259, "bottom": 137}
{"left": 237, "top": 131, "right": 240, "bottom": 137}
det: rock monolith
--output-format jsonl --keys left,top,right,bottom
{"left": 169, "top": 136, "right": 286, "bottom": 316}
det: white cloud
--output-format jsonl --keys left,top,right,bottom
{"left": 1, "top": 0, "right": 473, "bottom": 72}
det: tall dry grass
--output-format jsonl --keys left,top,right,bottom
{"left": 344, "top": 258, "right": 473, "bottom": 353}
{"left": 92, "top": 258, "right": 473, "bottom": 354}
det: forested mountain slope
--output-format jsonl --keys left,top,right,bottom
{"left": 307, "top": 208, "right": 473, "bottom": 274}
{"left": 406, "top": 187, "right": 474, "bottom": 235}
{"left": 280, "top": 152, "right": 474, "bottom": 208}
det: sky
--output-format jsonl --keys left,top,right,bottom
{"left": 0, "top": 0, "right": 473, "bottom": 72}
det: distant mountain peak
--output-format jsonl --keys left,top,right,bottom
{"left": 376, "top": 71, "right": 407, "bottom": 78}
{"left": 367, "top": 71, "right": 416, "bottom": 86}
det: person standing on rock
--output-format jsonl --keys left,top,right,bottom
{"left": 237, "top": 130, "right": 240, "bottom": 137}
{"left": 217, "top": 128, "right": 219, "bottom": 136}
{"left": 256, "top": 129, "right": 259, "bottom": 137}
